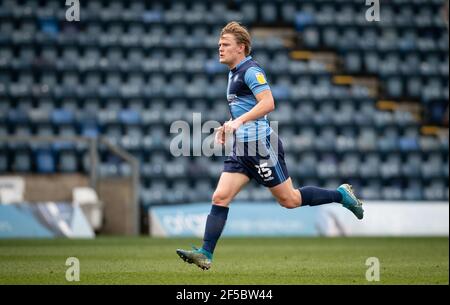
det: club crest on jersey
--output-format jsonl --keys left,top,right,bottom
{"left": 255, "top": 72, "right": 266, "bottom": 84}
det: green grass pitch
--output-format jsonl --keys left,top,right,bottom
{"left": 0, "top": 237, "right": 448, "bottom": 284}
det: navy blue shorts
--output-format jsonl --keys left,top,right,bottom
{"left": 223, "top": 133, "right": 289, "bottom": 188}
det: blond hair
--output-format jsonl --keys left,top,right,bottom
{"left": 220, "top": 21, "right": 252, "bottom": 56}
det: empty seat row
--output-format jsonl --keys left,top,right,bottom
{"left": 0, "top": 99, "right": 441, "bottom": 133}
{"left": 344, "top": 52, "right": 449, "bottom": 76}
{"left": 138, "top": 178, "right": 449, "bottom": 206}
{"left": 302, "top": 27, "right": 449, "bottom": 52}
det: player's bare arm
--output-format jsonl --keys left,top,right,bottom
{"left": 223, "top": 90, "right": 275, "bottom": 134}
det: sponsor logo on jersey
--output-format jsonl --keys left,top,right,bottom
{"left": 255, "top": 72, "right": 266, "bottom": 84}
{"left": 227, "top": 94, "right": 237, "bottom": 103}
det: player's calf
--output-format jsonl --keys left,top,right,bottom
{"left": 272, "top": 188, "right": 301, "bottom": 209}
{"left": 277, "top": 196, "right": 300, "bottom": 209}
{"left": 270, "top": 182, "right": 302, "bottom": 209}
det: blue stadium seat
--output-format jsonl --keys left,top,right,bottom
{"left": 382, "top": 183, "right": 403, "bottom": 201}
{"left": 121, "top": 126, "right": 142, "bottom": 150}
{"left": 359, "top": 154, "right": 381, "bottom": 179}
{"left": 0, "top": 152, "right": 7, "bottom": 172}
{"left": 317, "top": 154, "right": 338, "bottom": 178}
{"left": 259, "top": 3, "right": 276, "bottom": 22}
{"left": 7, "top": 108, "right": 28, "bottom": 125}
{"left": 402, "top": 154, "right": 422, "bottom": 178}
{"left": 424, "top": 180, "right": 446, "bottom": 200}
{"left": 295, "top": 12, "right": 316, "bottom": 32}
{"left": 242, "top": 2, "right": 257, "bottom": 22}
{"left": 51, "top": 109, "right": 74, "bottom": 125}
{"left": 35, "top": 149, "right": 55, "bottom": 173}
{"left": 58, "top": 151, "right": 78, "bottom": 172}
{"left": 118, "top": 109, "right": 141, "bottom": 125}
{"left": 380, "top": 154, "right": 402, "bottom": 179}
{"left": 399, "top": 136, "right": 419, "bottom": 152}
{"left": 361, "top": 181, "right": 382, "bottom": 201}
{"left": 404, "top": 179, "right": 423, "bottom": 201}
{"left": 193, "top": 180, "right": 213, "bottom": 202}
{"left": 344, "top": 52, "right": 361, "bottom": 73}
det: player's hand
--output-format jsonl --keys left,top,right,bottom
{"left": 223, "top": 118, "right": 244, "bottom": 134}
{"left": 215, "top": 125, "right": 225, "bottom": 145}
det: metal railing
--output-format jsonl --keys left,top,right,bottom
{"left": 0, "top": 135, "right": 140, "bottom": 235}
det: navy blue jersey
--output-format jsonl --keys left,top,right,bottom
{"left": 226, "top": 56, "right": 273, "bottom": 142}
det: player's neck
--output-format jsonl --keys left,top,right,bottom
{"left": 229, "top": 55, "right": 247, "bottom": 70}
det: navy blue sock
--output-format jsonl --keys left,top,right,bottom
{"left": 202, "top": 205, "right": 229, "bottom": 254}
{"left": 299, "top": 186, "right": 342, "bottom": 206}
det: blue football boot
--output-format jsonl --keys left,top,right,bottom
{"left": 176, "top": 246, "right": 212, "bottom": 270}
{"left": 337, "top": 184, "right": 364, "bottom": 220}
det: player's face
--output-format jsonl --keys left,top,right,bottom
{"left": 218, "top": 34, "right": 244, "bottom": 66}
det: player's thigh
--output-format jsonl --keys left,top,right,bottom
{"left": 212, "top": 172, "right": 250, "bottom": 206}
{"left": 269, "top": 178, "right": 301, "bottom": 208}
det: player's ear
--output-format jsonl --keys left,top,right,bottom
{"left": 238, "top": 43, "right": 245, "bottom": 54}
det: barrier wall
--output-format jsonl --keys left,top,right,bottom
{"left": 0, "top": 202, "right": 94, "bottom": 238}
{"left": 149, "top": 201, "right": 449, "bottom": 237}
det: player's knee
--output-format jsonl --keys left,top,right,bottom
{"left": 212, "top": 191, "right": 231, "bottom": 206}
{"left": 280, "top": 201, "right": 298, "bottom": 209}
{"left": 277, "top": 196, "right": 300, "bottom": 209}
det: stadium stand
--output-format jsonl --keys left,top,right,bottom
{"left": 0, "top": 0, "right": 448, "bottom": 216}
